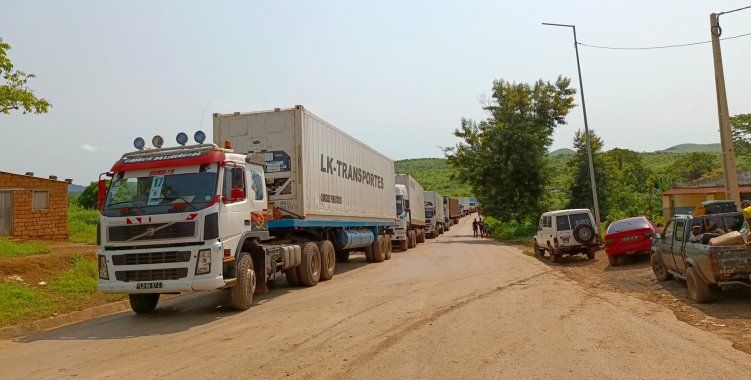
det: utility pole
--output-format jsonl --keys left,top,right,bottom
{"left": 543, "top": 22, "right": 601, "bottom": 229}
{"left": 710, "top": 13, "right": 741, "bottom": 208}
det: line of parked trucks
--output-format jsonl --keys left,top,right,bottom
{"left": 95, "top": 105, "right": 476, "bottom": 314}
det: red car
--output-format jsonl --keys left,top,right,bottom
{"left": 604, "top": 216, "right": 655, "bottom": 266}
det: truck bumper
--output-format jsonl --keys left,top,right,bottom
{"left": 97, "top": 241, "right": 226, "bottom": 294}
{"left": 391, "top": 228, "right": 407, "bottom": 242}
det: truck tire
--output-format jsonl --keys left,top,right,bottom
{"left": 297, "top": 242, "right": 321, "bottom": 286}
{"left": 371, "top": 235, "right": 385, "bottom": 262}
{"left": 608, "top": 255, "right": 619, "bottom": 267}
{"left": 317, "top": 240, "right": 336, "bottom": 281}
{"left": 285, "top": 267, "right": 300, "bottom": 286}
{"left": 573, "top": 224, "right": 596, "bottom": 244}
{"left": 686, "top": 266, "right": 712, "bottom": 303}
{"left": 418, "top": 229, "right": 426, "bottom": 243}
{"left": 650, "top": 253, "right": 672, "bottom": 281}
{"left": 384, "top": 237, "right": 392, "bottom": 260}
{"left": 407, "top": 230, "right": 416, "bottom": 249}
{"left": 129, "top": 293, "right": 160, "bottom": 314}
{"left": 364, "top": 242, "right": 375, "bottom": 262}
{"left": 231, "top": 252, "right": 256, "bottom": 310}
{"left": 399, "top": 239, "right": 408, "bottom": 251}
{"left": 445, "top": 224, "right": 450, "bottom": 232}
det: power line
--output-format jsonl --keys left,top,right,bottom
{"left": 578, "top": 31, "right": 751, "bottom": 50}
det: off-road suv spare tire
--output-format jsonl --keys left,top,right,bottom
{"left": 573, "top": 223, "right": 596, "bottom": 244}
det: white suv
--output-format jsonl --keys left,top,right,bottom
{"left": 533, "top": 209, "right": 599, "bottom": 263}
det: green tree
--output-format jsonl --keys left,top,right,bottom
{"left": 446, "top": 76, "right": 576, "bottom": 222}
{"left": 76, "top": 182, "right": 99, "bottom": 209}
{"left": 731, "top": 114, "right": 751, "bottom": 157}
{"left": 0, "top": 38, "right": 50, "bottom": 115}
{"left": 566, "top": 129, "right": 609, "bottom": 220}
{"left": 668, "top": 152, "right": 718, "bottom": 182}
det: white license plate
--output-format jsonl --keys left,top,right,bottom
{"left": 136, "top": 282, "right": 163, "bottom": 289}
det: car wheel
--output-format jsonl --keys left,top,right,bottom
{"left": 586, "top": 250, "right": 595, "bottom": 260}
{"left": 686, "top": 266, "right": 712, "bottom": 303}
{"left": 550, "top": 251, "right": 560, "bottom": 263}
{"left": 608, "top": 254, "right": 618, "bottom": 267}
{"left": 650, "top": 253, "right": 672, "bottom": 281}
{"left": 534, "top": 241, "right": 545, "bottom": 256}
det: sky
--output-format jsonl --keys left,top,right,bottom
{"left": 1, "top": 0, "right": 750, "bottom": 184}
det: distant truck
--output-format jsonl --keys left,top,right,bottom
{"left": 424, "top": 191, "right": 446, "bottom": 239}
{"left": 393, "top": 174, "right": 426, "bottom": 250}
{"left": 459, "top": 197, "right": 471, "bottom": 216}
{"left": 442, "top": 196, "right": 451, "bottom": 231}
{"left": 448, "top": 198, "right": 461, "bottom": 225}
{"left": 469, "top": 197, "right": 478, "bottom": 213}
{"left": 652, "top": 212, "right": 751, "bottom": 303}
{"left": 97, "top": 105, "right": 397, "bottom": 314}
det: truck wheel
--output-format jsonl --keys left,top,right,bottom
{"left": 285, "top": 267, "right": 300, "bottom": 286}
{"left": 399, "top": 239, "right": 408, "bottom": 251}
{"left": 231, "top": 252, "right": 256, "bottom": 310}
{"left": 650, "top": 253, "right": 672, "bottom": 281}
{"left": 364, "top": 242, "right": 375, "bottom": 262}
{"left": 371, "top": 235, "right": 385, "bottom": 262}
{"left": 418, "top": 229, "right": 426, "bottom": 243}
{"left": 686, "top": 267, "right": 712, "bottom": 303}
{"left": 335, "top": 249, "right": 350, "bottom": 263}
{"left": 129, "top": 293, "right": 160, "bottom": 314}
{"left": 384, "top": 237, "right": 392, "bottom": 260}
{"left": 445, "top": 224, "right": 450, "bottom": 231}
{"left": 297, "top": 242, "right": 321, "bottom": 286}
{"left": 407, "top": 231, "right": 416, "bottom": 249}
{"left": 317, "top": 240, "right": 336, "bottom": 281}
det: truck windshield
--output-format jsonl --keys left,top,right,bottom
{"left": 103, "top": 164, "right": 219, "bottom": 217}
{"left": 425, "top": 208, "right": 434, "bottom": 219}
{"left": 396, "top": 196, "right": 404, "bottom": 216}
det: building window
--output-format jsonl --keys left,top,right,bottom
{"left": 32, "top": 190, "right": 49, "bottom": 210}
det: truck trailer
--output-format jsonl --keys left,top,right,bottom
{"left": 392, "top": 174, "right": 426, "bottom": 250}
{"left": 442, "top": 196, "right": 451, "bottom": 230}
{"left": 448, "top": 198, "right": 461, "bottom": 224}
{"left": 424, "top": 191, "right": 445, "bottom": 238}
{"left": 96, "top": 105, "right": 397, "bottom": 314}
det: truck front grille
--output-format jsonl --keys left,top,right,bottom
{"left": 115, "top": 268, "right": 189, "bottom": 282}
{"left": 111, "top": 251, "right": 192, "bottom": 266}
{"left": 108, "top": 222, "right": 196, "bottom": 242}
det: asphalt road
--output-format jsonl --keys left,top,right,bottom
{"left": 2, "top": 217, "right": 751, "bottom": 379}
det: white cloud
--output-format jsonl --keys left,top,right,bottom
{"left": 80, "top": 144, "right": 99, "bottom": 153}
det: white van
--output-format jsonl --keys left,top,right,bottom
{"left": 533, "top": 209, "right": 599, "bottom": 263}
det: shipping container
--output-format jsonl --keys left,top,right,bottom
{"left": 448, "top": 198, "right": 461, "bottom": 222}
{"left": 214, "top": 105, "right": 397, "bottom": 226}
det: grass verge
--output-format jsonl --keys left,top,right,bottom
{"left": 483, "top": 216, "right": 536, "bottom": 245}
{"left": 0, "top": 282, "right": 56, "bottom": 326}
{"left": 68, "top": 204, "right": 98, "bottom": 245}
{"left": 46, "top": 255, "right": 99, "bottom": 299}
{"left": 0, "top": 239, "right": 49, "bottom": 257}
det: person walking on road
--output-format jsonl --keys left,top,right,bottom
{"left": 472, "top": 219, "right": 479, "bottom": 237}
{"left": 478, "top": 218, "right": 485, "bottom": 238}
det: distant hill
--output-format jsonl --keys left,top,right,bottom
{"left": 394, "top": 158, "right": 472, "bottom": 197}
{"left": 549, "top": 148, "right": 575, "bottom": 157}
{"left": 655, "top": 143, "right": 722, "bottom": 153}
{"left": 68, "top": 184, "right": 86, "bottom": 193}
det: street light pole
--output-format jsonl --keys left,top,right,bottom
{"left": 543, "top": 22, "right": 601, "bottom": 229}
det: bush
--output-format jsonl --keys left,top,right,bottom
{"left": 484, "top": 217, "right": 536, "bottom": 245}
{"left": 68, "top": 204, "right": 99, "bottom": 245}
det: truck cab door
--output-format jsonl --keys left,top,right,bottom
{"left": 219, "top": 165, "right": 250, "bottom": 250}
{"left": 246, "top": 165, "right": 268, "bottom": 232}
{"left": 670, "top": 220, "right": 688, "bottom": 273}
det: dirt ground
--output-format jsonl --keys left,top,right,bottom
{"left": 523, "top": 246, "right": 751, "bottom": 355}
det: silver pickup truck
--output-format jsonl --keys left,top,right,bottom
{"left": 651, "top": 212, "right": 751, "bottom": 303}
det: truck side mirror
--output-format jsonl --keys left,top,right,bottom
{"left": 97, "top": 179, "right": 107, "bottom": 211}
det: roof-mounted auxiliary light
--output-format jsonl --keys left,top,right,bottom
{"left": 152, "top": 135, "right": 164, "bottom": 148}
{"left": 194, "top": 130, "right": 206, "bottom": 144}
{"left": 134, "top": 137, "right": 145, "bottom": 150}
{"left": 176, "top": 132, "right": 189, "bottom": 146}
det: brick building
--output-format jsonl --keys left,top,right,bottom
{"left": 0, "top": 171, "right": 69, "bottom": 240}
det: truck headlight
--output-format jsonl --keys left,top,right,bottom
{"left": 98, "top": 255, "right": 109, "bottom": 280}
{"left": 196, "top": 249, "right": 212, "bottom": 275}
